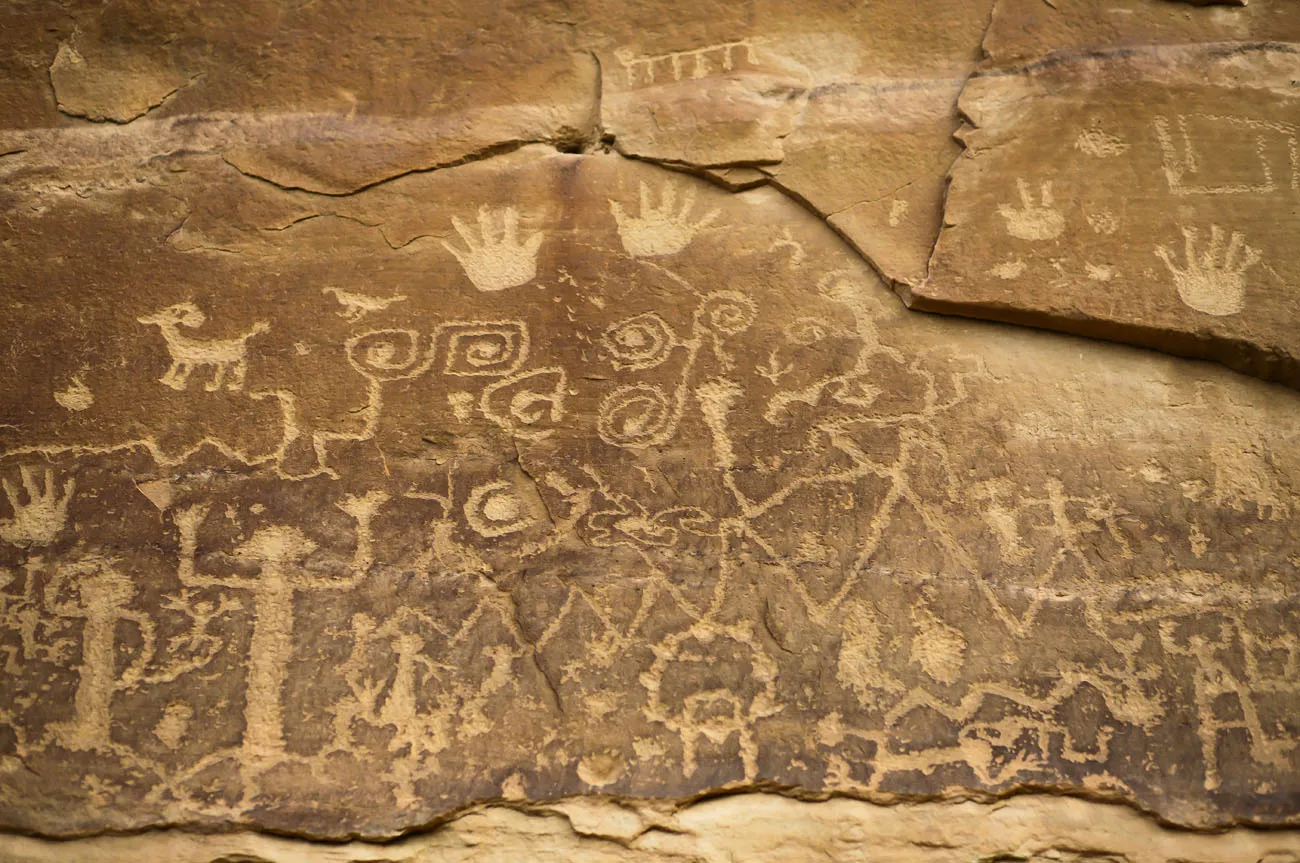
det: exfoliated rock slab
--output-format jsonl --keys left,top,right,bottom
{"left": 595, "top": 0, "right": 996, "bottom": 284}
{"left": 917, "top": 45, "right": 1300, "bottom": 386}
{"left": 3, "top": 0, "right": 991, "bottom": 287}
{"left": 983, "top": 0, "right": 1300, "bottom": 66}
{"left": 1, "top": 0, "right": 597, "bottom": 192}
{"left": 2, "top": 146, "right": 1299, "bottom": 837}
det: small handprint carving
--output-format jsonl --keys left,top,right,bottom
{"left": 997, "top": 179, "right": 1065, "bottom": 241}
{"left": 610, "top": 182, "right": 720, "bottom": 258}
{"left": 1155, "top": 224, "right": 1260, "bottom": 316}
{"left": 0, "top": 466, "right": 74, "bottom": 547}
{"left": 442, "top": 206, "right": 544, "bottom": 292}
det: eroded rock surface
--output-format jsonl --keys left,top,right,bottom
{"left": 2, "top": 794, "right": 1300, "bottom": 863}
{"left": 2, "top": 146, "right": 1298, "bottom": 838}
{"left": 0, "top": 0, "right": 1299, "bottom": 855}
{"left": 917, "top": 43, "right": 1300, "bottom": 385}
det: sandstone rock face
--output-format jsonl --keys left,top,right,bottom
{"left": 1, "top": 0, "right": 1299, "bottom": 859}
{"left": 917, "top": 41, "right": 1300, "bottom": 385}
{"left": 3, "top": 795, "right": 1300, "bottom": 863}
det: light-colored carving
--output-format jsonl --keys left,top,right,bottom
{"left": 767, "top": 227, "right": 805, "bottom": 267}
{"left": 888, "top": 198, "right": 909, "bottom": 227}
{"left": 989, "top": 260, "right": 1025, "bottom": 280}
{"left": 321, "top": 286, "right": 406, "bottom": 322}
{"left": 909, "top": 599, "right": 966, "bottom": 685}
{"left": 835, "top": 600, "right": 904, "bottom": 709}
{"left": 0, "top": 466, "right": 74, "bottom": 547}
{"left": 601, "top": 313, "right": 679, "bottom": 370}
{"left": 42, "top": 557, "right": 232, "bottom": 754}
{"left": 440, "top": 321, "right": 529, "bottom": 377}
{"left": 614, "top": 39, "right": 760, "bottom": 88}
{"left": 479, "top": 366, "right": 568, "bottom": 441}
{"left": 582, "top": 467, "right": 713, "bottom": 551}
{"left": 1073, "top": 127, "right": 1129, "bottom": 158}
{"left": 610, "top": 182, "right": 720, "bottom": 258}
{"left": 1155, "top": 224, "right": 1260, "bottom": 316}
{"left": 346, "top": 328, "right": 432, "bottom": 381}
{"left": 45, "top": 561, "right": 139, "bottom": 752}
{"left": 597, "top": 384, "right": 676, "bottom": 448}
{"left": 1154, "top": 113, "right": 1297, "bottom": 196}
{"left": 137, "top": 303, "right": 269, "bottom": 392}
{"left": 442, "top": 206, "right": 544, "bottom": 292}
{"left": 1159, "top": 612, "right": 1299, "bottom": 790}
{"left": 997, "top": 179, "right": 1064, "bottom": 241}
{"left": 465, "top": 480, "right": 534, "bottom": 538}
{"left": 173, "top": 491, "right": 386, "bottom": 766}
{"left": 53, "top": 376, "right": 93, "bottom": 411}
{"left": 641, "top": 614, "right": 781, "bottom": 780}
{"left": 694, "top": 378, "right": 743, "bottom": 470}
{"left": 1085, "top": 209, "right": 1119, "bottom": 235}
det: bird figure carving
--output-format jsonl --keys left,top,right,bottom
{"left": 322, "top": 286, "right": 407, "bottom": 322}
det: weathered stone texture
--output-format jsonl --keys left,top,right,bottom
{"left": 2, "top": 795, "right": 1300, "bottom": 863}
{"left": 1, "top": 0, "right": 1299, "bottom": 857}
{"left": 916, "top": 44, "right": 1300, "bottom": 384}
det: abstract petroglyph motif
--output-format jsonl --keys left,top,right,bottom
{"left": 997, "top": 179, "right": 1065, "bottom": 241}
{"left": 602, "top": 313, "right": 678, "bottom": 370}
{"left": 596, "top": 290, "right": 756, "bottom": 449}
{"left": 1155, "top": 224, "right": 1261, "bottom": 316}
{"left": 480, "top": 366, "right": 568, "bottom": 440}
{"left": 346, "top": 328, "right": 430, "bottom": 381}
{"left": 614, "top": 39, "right": 761, "bottom": 88}
{"left": 440, "top": 321, "right": 529, "bottom": 377}
{"left": 610, "top": 182, "right": 720, "bottom": 258}
{"left": 1155, "top": 114, "right": 1299, "bottom": 197}
{"left": 1074, "top": 126, "right": 1129, "bottom": 158}
{"left": 465, "top": 481, "right": 535, "bottom": 538}
{"left": 598, "top": 384, "right": 678, "bottom": 448}
{"left": 442, "top": 205, "right": 544, "bottom": 291}
{"left": 137, "top": 303, "right": 270, "bottom": 391}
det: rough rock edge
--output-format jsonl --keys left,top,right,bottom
{"left": 909, "top": 36, "right": 1300, "bottom": 389}
{"left": 1, "top": 792, "right": 1298, "bottom": 862}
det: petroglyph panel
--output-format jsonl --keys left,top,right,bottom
{"left": 2, "top": 145, "right": 1299, "bottom": 841}
{"left": 920, "top": 46, "right": 1300, "bottom": 386}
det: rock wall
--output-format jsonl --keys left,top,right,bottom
{"left": 0, "top": 0, "right": 1298, "bottom": 859}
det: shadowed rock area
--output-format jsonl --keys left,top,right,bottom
{"left": 0, "top": 0, "right": 1298, "bottom": 859}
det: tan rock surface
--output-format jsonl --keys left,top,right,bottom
{"left": 917, "top": 43, "right": 1300, "bottom": 385}
{"left": 983, "top": 0, "right": 1300, "bottom": 66}
{"left": 2, "top": 794, "right": 1299, "bottom": 863}
{"left": 3, "top": 146, "right": 1299, "bottom": 838}
{"left": 1, "top": 0, "right": 1299, "bottom": 854}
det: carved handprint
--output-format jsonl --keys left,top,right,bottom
{"left": 610, "top": 182, "right": 720, "bottom": 257}
{"left": 997, "top": 179, "right": 1065, "bottom": 241}
{"left": 0, "top": 467, "right": 74, "bottom": 547}
{"left": 442, "top": 205, "right": 544, "bottom": 292}
{"left": 1155, "top": 224, "right": 1260, "bottom": 316}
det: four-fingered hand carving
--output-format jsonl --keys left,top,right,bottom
{"left": 610, "top": 182, "right": 720, "bottom": 258}
{"left": 0, "top": 467, "right": 74, "bottom": 547}
{"left": 1156, "top": 224, "right": 1260, "bottom": 317}
{"left": 442, "top": 206, "right": 544, "bottom": 292}
{"left": 997, "top": 179, "right": 1065, "bottom": 241}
